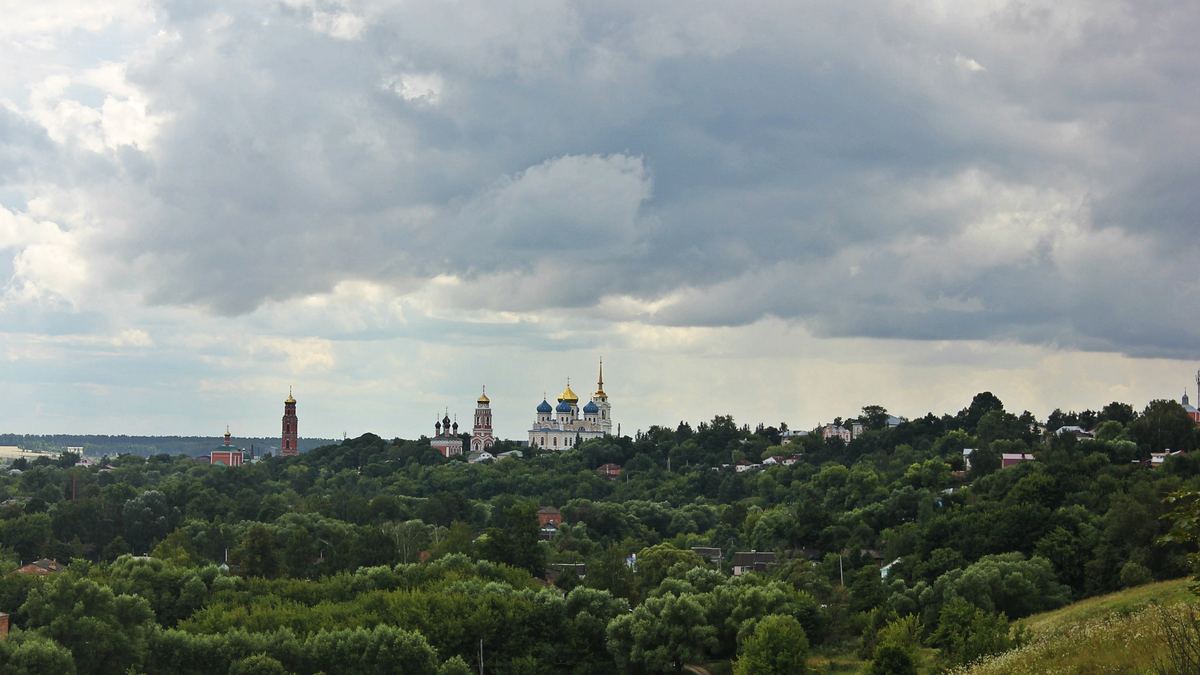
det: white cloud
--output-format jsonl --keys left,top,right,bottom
{"left": 0, "top": 207, "right": 91, "bottom": 307}
{"left": 383, "top": 73, "right": 444, "bottom": 103}
{"left": 954, "top": 54, "right": 985, "bottom": 72}
{"left": 0, "top": 0, "right": 155, "bottom": 42}
{"left": 311, "top": 11, "right": 367, "bottom": 41}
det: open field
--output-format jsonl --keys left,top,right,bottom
{"left": 0, "top": 445, "right": 58, "bottom": 460}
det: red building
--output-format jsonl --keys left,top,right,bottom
{"left": 596, "top": 463, "right": 622, "bottom": 480}
{"left": 431, "top": 412, "right": 463, "bottom": 457}
{"left": 471, "top": 388, "right": 495, "bottom": 453}
{"left": 210, "top": 450, "right": 243, "bottom": 467}
{"left": 210, "top": 427, "right": 244, "bottom": 466}
{"left": 12, "top": 558, "right": 64, "bottom": 575}
{"left": 1182, "top": 382, "right": 1200, "bottom": 427}
{"left": 282, "top": 388, "right": 299, "bottom": 457}
{"left": 1001, "top": 453, "right": 1036, "bottom": 468}
{"left": 537, "top": 507, "right": 562, "bottom": 527}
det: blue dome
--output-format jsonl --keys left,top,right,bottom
{"left": 556, "top": 400, "right": 573, "bottom": 413}
{"left": 537, "top": 399, "right": 553, "bottom": 413}
{"left": 583, "top": 401, "right": 599, "bottom": 413}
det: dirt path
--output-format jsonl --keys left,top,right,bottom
{"left": 684, "top": 666, "right": 712, "bottom": 675}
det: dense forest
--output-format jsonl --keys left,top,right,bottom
{"left": 1, "top": 392, "right": 1198, "bottom": 675}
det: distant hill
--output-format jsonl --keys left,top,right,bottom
{"left": 0, "top": 433, "right": 338, "bottom": 458}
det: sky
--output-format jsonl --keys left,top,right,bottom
{"left": 1, "top": 0, "right": 1198, "bottom": 442}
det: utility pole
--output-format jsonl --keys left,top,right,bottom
{"left": 839, "top": 554, "right": 844, "bottom": 586}
{"left": 479, "top": 639, "right": 484, "bottom": 675}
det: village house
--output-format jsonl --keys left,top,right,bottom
{"left": 691, "top": 547, "right": 723, "bottom": 564}
{"left": 466, "top": 450, "right": 494, "bottom": 464}
{"left": 1001, "top": 453, "right": 1037, "bottom": 468}
{"left": 11, "top": 558, "right": 65, "bottom": 576}
{"left": 596, "top": 463, "right": 622, "bottom": 480}
{"left": 537, "top": 507, "right": 562, "bottom": 527}
{"left": 821, "top": 424, "right": 851, "bottom": 443}
{"left": 731, "top": 551, "right": 776, "bottom": 576}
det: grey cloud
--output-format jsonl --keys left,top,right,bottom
{"left": 4, "top": 0, "right": 1199, "bottom": 356}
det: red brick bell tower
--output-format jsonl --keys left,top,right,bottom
{"left": 281, "top": 388, "right": 298, "bottom": 457}
{"left": 472, "top": 387, "right": 495, "bottom": 453}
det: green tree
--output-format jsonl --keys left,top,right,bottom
{"left": 561, "top": 587, "right": 629, "bottom": 675}
{"left": 633, "top": 545, "right": 706, "bottom": 600}
{"left": 869, "top": 643, "right": 916, "bottom": 675}
{"left": 555, "top": 568, "right": 583, "bottom": 594}
{"left": 0, "top": 514, "right": 52, "bottom": 563}
{"left": 860, "top": 406, "right": 891, "bottom": 431}
{"left": 304, "top": 625, "right": 439, "bottom": 675}
{"left": 1100, "top": 401, "right": 1137, "bottom": 425}
{"left": 20, "top": 574, "right": 156, "bottom": 675}
{"left": 929, "top": 598, "right": 1016, "bottom": 667}
{"left": 733, "top": 614, "right": 808, "bottom": 675}
{"left": 976, "top": 410, "right": 1024, "bottom": 443}
{"left": 101, "top": 536, "right": 129, "bottom": 562}
{"left": 958, "top": 392, "right": 1005, "bottom": 432}
{"left": 231, "top": 524, "right": 280, "bottom": 578}
{"left": 229, "top": 654, "right": 290, "bottom": 675}
{"left": 382, "top": 519, "right": 429, "bottom": 565}
{"left": 1034, "top": 526, "right": 1087, "bottom": 592}
{"left": 586, "top": 544, "right": 636, "bottom": 602}
{"left": 867, "top": 614, "right": 922, "bottom": 674}
{"left": 437, "top": 657, "right": 472, "bottom": 675}
{"left": 0, "top": 632, "right": 77, "bottom": 675}
{"left": 122, "top": 490, "right": 175, "bottom": 554}
{"left": 1161, "top": 489, "right": 1200, "bottom": 586}
{"left": 475, "top": 503, "right": 545, "bottom": 577}
{"left": 282, "top": 526, "right": 317, "bottom": 578}
{"left": 429, "top": 521, "right": 474, "bottom": 560}
{"left": 1129, "top": 400, "right": 1197, "bottom": 458}
{"left": 152, "top": 528, "right": 203, "bottom": 567}
{"left": 607, "top": 593, "right": 717, "bottom": 672}
{"left": 849, "top": 565, "right": 886, "bottom": 614}
{"left": 929, "top": 553, "right": 1070, "bottom": 619}
{"left": 1119, "top": 561, "right": 1153, "bottom": 588}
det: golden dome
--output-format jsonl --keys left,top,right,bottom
{"left": 286, "top": 386, "right": 296, "bottom": 404}
{"left": 558, "top": 383, "right": 579, "bottom": 405}
{"left": 478, "top": 387, "right": 490, "bottom": 404}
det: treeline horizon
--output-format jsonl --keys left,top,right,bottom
{"left": 0, "top": 434, "right": 338, "bottom": 458}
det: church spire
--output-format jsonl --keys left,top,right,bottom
{"left": 596, "top": 357, "right": 605, "bottom": 396}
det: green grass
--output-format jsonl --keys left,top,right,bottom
{"left": 1018, "top": 578, "right": 1193, "bottom": 636}
{"left": 705, "top": 582, "right": 1197, "bottom": 675}
{"left": 952, "top": 579, "right": 1198, "bottom": 675}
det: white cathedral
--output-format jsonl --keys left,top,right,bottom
{"left": 528, "top": 361, "right": 613, "bottom": 450}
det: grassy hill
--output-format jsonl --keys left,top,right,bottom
{"left": 953, "top": 578, "right": 1197, "bottom": 675}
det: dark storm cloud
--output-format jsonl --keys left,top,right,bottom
{"left": 7, "top": 0, "right": 1200, "bottom": 356}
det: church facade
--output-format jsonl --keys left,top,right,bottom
{"left": 528, "top": 361, "right": 613, "bottom": 451}
{"left": 431, "top": 412, "right": 463, "bottom": 457}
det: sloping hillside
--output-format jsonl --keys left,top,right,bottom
{"left": 953, "top": 579, "right": 1196, "bottom": 675}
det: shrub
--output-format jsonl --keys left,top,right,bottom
{"left": 1119, "top": 562, "right": 1153, "bottom": 589}
{"left": 733, "top": 614, "right": 808, "bottom": 675}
